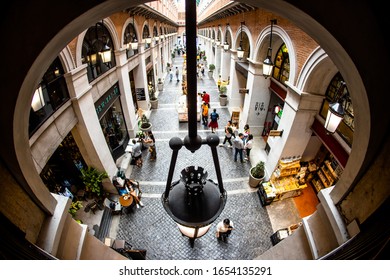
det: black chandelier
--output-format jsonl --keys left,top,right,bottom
{"left": 161, "top": 0, "right": 227, "bottom": 248}
{"left": 263, "top": 19, "right": 277, "bottom": 78}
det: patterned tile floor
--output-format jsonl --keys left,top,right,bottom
{"left": 113, "top": 56, "right": 297, "bottom": 260}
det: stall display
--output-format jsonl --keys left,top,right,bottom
{"left": 310, "top": 156, "right": 342, "bottom": 193}
{"left": 267, "top": 157, "right": 308, "bottom": 202}
{"left": 257, "top": 181, "right": 276, "bottom": 206}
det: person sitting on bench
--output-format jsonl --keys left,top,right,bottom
{"left": 124, "top": 179, "right": 144, "bottom": 208}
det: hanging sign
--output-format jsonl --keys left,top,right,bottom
{"left": 269, "top": 130, "right": 284, "bottom": 137}
{"left": 239, "top": 88, "right": 249, "bottom": 94}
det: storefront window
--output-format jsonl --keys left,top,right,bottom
{"left": 272, "top": 44, "right": 290, "bottom": 85}
{"left": 40, "top": 132, "right": 86, "bottom": 196}
{"left": 95, "top": 84, "right": 129, "bottom": 160}
{"left": 29, "top": 57, "right": 70, "bottom": 136}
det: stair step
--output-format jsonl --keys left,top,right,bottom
{"left": 94, "top": 207, "right": 113, "bottom": 241}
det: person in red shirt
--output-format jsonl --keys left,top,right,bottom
{"left": 201, "top": 91, "right": 210, "bottom": 106}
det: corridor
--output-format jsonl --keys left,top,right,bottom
{"left": 107, "top": 55, "right": 303, "bottom": 260}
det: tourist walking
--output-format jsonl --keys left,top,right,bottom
{"left": 131, "top": 139, "right": 143, "bottom": 167}
{"left": 144, "top": 131, "right": 156, "bottom": 161}
{"left": 216, "top": 218, "right": 234, "bottom": 242}
{"left": 201, "top": 91, "right": 210, "bottom": 106}
{"left": 175, "top": 67, "right": 180, "bottom": 82}
{"left": 219, "top": 120, "right": 234, "bottom": 148}
{"left": 208, "top": 108, "right": 219, "bottom": 133}
{"left": 169, "top": 68, "right": 173, "bottom": 82}
{"left": 201, "top": 102, "right": 209, "bottom": 126}
{"left": 232, "top": 133, "right": 245, "bottom": 162}
{"left": 244, "top": 134, "right": 253, "bottom": 161}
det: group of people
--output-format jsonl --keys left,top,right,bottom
{"left": 113, "top": 177, "right": 144, "bottom": 209}
{"left": 168, "top": 66, "right": 180, "bottom": 83}
{"left": 220, "top": 122, "right": 253, "bottom": 163}
{"left": 130, "top": 130, "right": 156, "bottom": 168}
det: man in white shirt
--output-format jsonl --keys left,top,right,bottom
{"left": 216, "top": 218, "right": 234, "bottom": 242}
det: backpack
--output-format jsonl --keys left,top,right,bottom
{"left": 211, "top": 112, "right": 218, "bottom": 122}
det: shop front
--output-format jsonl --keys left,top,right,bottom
{"left": 95, "top": 83, "right": 129, "bottom": 161}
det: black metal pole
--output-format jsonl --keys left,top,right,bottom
{"left": 163, "top": 137, "right": 183, "bottom": 200}
{"left": 185, "top": 0, "right": 197, "bottom": 139}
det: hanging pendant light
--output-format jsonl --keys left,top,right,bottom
{"left": 263, "top": 19, "right": 277, "bottom": 78}
{"left": 162, "top": 0, "right": 227, "bottom": 248}
{"left": 324, "top": 81, "right": 347, "bottom": 133}
{"left": 237, "top": 22, "right": 245, "bottom": 59}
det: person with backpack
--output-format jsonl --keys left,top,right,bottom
{"left": 219, "top": 120, "right": 234, "bottom": 148}
{"left": 208, "top": 108, "right": 219, "bottom": 133}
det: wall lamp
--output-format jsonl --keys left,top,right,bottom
{"left": 324, "top": 81, "right": 347, "bottom": 134}
{"left": 237, "top": 22, "right": 245, "bottom": 59}
{"left": 97, "top": 21, "right": 112, "bottom": 64}
{"left": 223, "top": 24, "right": 230, "bottom": 51}
{"left": 129, "top": 15, "right": 138, "bottom": 50}
{"left": 263, "top": 19, "right": 277, "bottom": 78}
{"left": 162, "top": 0, "right": 227, "bottom": 248}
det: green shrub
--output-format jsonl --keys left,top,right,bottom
{"left": 251, "top": 161, "right": 265, "bottom": 178}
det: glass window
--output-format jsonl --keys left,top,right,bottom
{"left": 272, "top": 43, "right": 290, "bottom": 85}
{"left": 100, "top": 98, "right": 128, "bottom": 158}
{"left": 29, "top": 57, "right": 70, "bottom": 136}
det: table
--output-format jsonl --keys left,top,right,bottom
{"left": 119, "top": 194, "right": 134, "bottom": 207}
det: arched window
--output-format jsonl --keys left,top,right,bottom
{"left": 320, "top": 73, "right": 354, "bottom": 146}
{"left": 81, "top": 22, "right": 116, "bottom": 82}
{"left": 272, "top": 43, "right": 290, "bottom": 84}
{"left": 29, "top": 57, "right": 70, "bottom": 136}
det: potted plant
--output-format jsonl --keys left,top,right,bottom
{"left": 249, "top": 161, "right": 266, "bottom": 188}
{"left": 69, "top": 200, "right": 83, "bottom": 218}
{"left": 139, "top": 114, "right": 152, "bottom": 132}
{"left": 219, "top": 85, "right": 228, "bottom": 106}
{"left": 149, "top": 82, "right": 158, "bottom": 109}
{"left": 80, "top": 166, "right": 109, "bottom": 197}
{"left": 157, "top": 78, "right": 164, "bottom": 91}
{"left": 208, "top": 63, "right": 215, "bottom": 78}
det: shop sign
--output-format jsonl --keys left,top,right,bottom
{"left": 95, "top": 84, "right": 120, "bottom": 118}
{"left": 269, "top": 130, "right": 284, "bottom": 137}
{"left": 239, "top": 88, "right": 249, "bottom": 94}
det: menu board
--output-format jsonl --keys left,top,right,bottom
{"left": 136, "top": 88, "right": 146, "bottom": 101}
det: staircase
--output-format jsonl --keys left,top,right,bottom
{"left": 256, "top": 186, "right": 356, "bottom": 260}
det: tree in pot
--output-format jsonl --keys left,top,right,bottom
{"left": 148, "top": 82, "right": 158, "bottom": 109}
{"left": 219, "top": 85, "right": 228, "bottom": 106}
{"left": 139, "top": 114, "right": 152, "bottom": 132}
{"left": 208, "top": 63, "right": 215, "bottom": 78}
{"left": 80, "top": 166, "right": 109, "bottom": 198}
{"left": 249, "top": 161, "right": 265, "bottom": 188}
